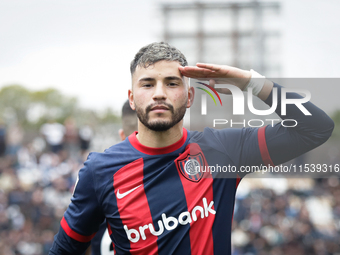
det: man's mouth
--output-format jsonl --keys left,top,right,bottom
{"left": 151, "top": 105, "right": 169, "bottom": 111}
{"left": 150, "top": 105, "right": 169, "bottom": 113}
{"left": 146, "top": 103, "right": 174, "bottom": 114}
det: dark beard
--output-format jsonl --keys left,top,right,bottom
{"left": 135, "top": 101, "right": 187, "bottom": 132}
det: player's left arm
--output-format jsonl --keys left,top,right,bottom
{"left": 259, "top": 82, "right": 334, "bottom": 165}
{"left": 180, "top": 63, "right": 335, "bottom": 166}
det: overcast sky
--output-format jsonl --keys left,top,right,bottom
{"left": 0, "top": 0, "right": 163, "bottom": 113}
{"left": 1, "top": 0, "right": 340, "bottom": 114}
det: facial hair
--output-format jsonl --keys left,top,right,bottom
{"left": 135, "top": 100, "right": 187, "bottom": 132}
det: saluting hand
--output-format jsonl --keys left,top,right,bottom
{"left": 179, "top": 63, "right": 251, "bottom": 94}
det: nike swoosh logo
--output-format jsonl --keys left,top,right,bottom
{"left": 117, "top": 184, "right": 142, "bottom": 199}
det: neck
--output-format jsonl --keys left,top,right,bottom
{"left": 136, "top": 121, "right": 184, "bottom": 148}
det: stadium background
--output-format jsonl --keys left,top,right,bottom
{"left": 1, "top": 0, "right": 340, "bottom": 254}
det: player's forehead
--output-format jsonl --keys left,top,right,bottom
{"left": 132, "top": 60, "right": 184, "bottom": 83}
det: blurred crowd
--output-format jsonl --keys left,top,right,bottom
{"left": 233, "top": 177, "right": 340, "bottom": 255}
{"left": 0, "top": 118, "right": 93, "bottom": 255}
{"left": 0, "top": 120, "right": 339, "bottom": 255}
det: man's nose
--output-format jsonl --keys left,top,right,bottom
{"left": 152, "top": 83, "right": 167, "bottom": 100}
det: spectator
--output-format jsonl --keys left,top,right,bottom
{"left": 6, "top": 123, "right": 24, "bottom": 159}
{"left": 63, "top": 117, "right": 79, "bottom": 158}
{"left": 0, "top": 119, "right": 6, "bottom": 157}
{"left": 78, "top": 125, "right": 93, "bottom": 155}
{"left": 40, "top": 120, "right": 65, "bottom": 154}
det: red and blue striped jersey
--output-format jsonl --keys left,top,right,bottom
{"left": 50, "top": 84, "right": 334, "bottom": 255}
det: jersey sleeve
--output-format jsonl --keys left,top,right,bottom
{"left": 49, "top": 153, "right": 105, "bottom": 255}
{"left": 207, "top": 82, "right": 334, "bottom": 177}
{"left": 263, "top": 83, "right": 334, "bottom": 165}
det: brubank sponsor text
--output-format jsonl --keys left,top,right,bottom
{"left": 124, "top": 197, "right": 216, "bottom": 243}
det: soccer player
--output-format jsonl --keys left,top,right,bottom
{"left": 89, "top": 100, "right": 137, "bottom": 255}
{"left": 49, "top": 42, "right": 334, "bottom": 255}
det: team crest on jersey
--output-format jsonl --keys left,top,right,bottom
{"left": 177, "top": 153, "right": 205, "bottom": 182}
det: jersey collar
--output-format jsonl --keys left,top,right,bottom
{"left": 128, "top": 128, "right": 188, "bottom": 155}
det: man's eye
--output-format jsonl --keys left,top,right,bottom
{"left": 143, "top": 84, "right": 152, "bottom": 87}
{"left": 168, "top": 83, "right": 178, "bottom": 86}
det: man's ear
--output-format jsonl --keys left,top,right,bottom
{"left": 118, "top": 129, "right": 126, "bottom": 141}
{"left": 187, "top": 86, "right": 195, "bottom": 108}
{"left": 128, "top": 89, "right": 135, "bottom": 110}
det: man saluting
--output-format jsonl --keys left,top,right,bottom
{"left": 50, "top": 42, "right": 334, "bottom": 255}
